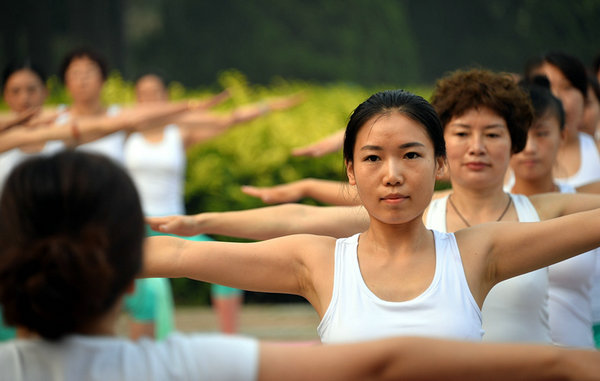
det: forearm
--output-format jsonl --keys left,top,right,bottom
{"left": 259, "top": 337, "right": 597, "bottom": 381}
{"left": 196, "top": 204, "right": 366, "bottom": 240}
{"left": 302, "top": 179, "right": 359, "bottom": 206}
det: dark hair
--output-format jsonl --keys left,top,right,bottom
{"left": 525, "top": 52, "right": 588, "bottom": 100}
{"left": 593, "top": 53, "right": 600, "bottom": 77}
{"left": 2, "top": 61, "right": 46, "bottom": 93}
{"left": 0, "top": 151, "right": 144, "bottom": 340}
{"left": 588, "top": 74, "right": 600, "bottom": 103}
{"left": 59, "top": 47, "right": 108, "bottom": 83}
{"left": 343, "top": 89, "right": 446, "bottom": 164}
{"left": 519, "top": 76, "right": 565, "bottom": 131}
{"left": 430, "top": 68, "right": 532, "bottom": 154}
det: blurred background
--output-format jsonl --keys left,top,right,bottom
{"left": 2, "top": 0, "right": 599, "bottom": 87}
{"left": 2, "top": 0, "right": 599, "bottom": 306}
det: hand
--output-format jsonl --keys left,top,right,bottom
{"left": 146, "top": 215, "right": 202, "bottom": 236}
{"left": 292, "top": 129, "right": 344, "bottom": 157}
{"left": 241, "top": 182, "right": 307, "bottom": 204}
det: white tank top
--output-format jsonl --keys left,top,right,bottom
{"left": 55, "top": 105, "right": 126, "bottom": 164}
{"left": 555, "top": 132, "right": 600, "bottom": 187}
{"left": 317, "top": 231, "right": 483, "bottom": 344}
{"left": 124, "top": 125, "right": 186, "bottom": 216}
{"left": 0, "top": 140, "right": 65, "bottom": 192}
{"left": 545, "top": 183, "right": 596, "bottom": 347}
{"left": 426, "top": 194, "right": 551, "bottom": 343}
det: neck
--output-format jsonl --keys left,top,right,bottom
{"left": 511, "top": 175, "right": 557, "bottom": 196}
{"left": 71, "top": 99, "right": 105, "bottom": 117}
{"left": 363, "top": 214, "right": 431, "bottom": 258}
{"left": 449, "top": 181, "right": 507, "bottom": 211}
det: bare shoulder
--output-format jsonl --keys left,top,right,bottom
{"left": 527, "top": 192, "right": 564, "bottom": 220}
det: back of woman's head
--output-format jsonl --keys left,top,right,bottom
{"left": 525, "top": 51, "right": 588, "bottom": 100}
{"left": 430, "top": 68, "right": 532, "bottom": 154}
{"left": 519, "top": 76, "right": 565, "bottom": 130}
{"left": 343, "top": 89, "right": 446, "bottom": 163}
{"left": 0, "top": 150, "right": 144, "bottom": 340}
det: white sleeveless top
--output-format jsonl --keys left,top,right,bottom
{"left": 426, "top": 194, "right": 551, "bottom": 343}
{"left": 554, "top": 132, "right": 600, "bottom": 187}
{"left": 55, "top": 105, "right": 126, "bottom": 164}
{"left": 124, "top": 125, "right": 186, "bottom": 216}
{"left": 544, "top": 183, "right": 596, "bottom": 347}
{"left": 0, "top": 140, "right": 65, "bottom": 191}
{"left": 317, "top": 231, "right": 483, "bottom": 344}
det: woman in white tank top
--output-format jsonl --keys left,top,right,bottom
{"left": 143, "top": 88, "right": 600, "bottom": 345}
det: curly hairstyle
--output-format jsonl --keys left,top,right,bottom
{"left": 430, "top": 68, "right": 533, "bottom": 154}
{"left": 0, "top": 151, "right": 144, "bottom": 340}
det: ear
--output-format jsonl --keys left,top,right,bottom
{"left": 559, "top": 128, "right": 567, "bottom": 145}
{"left": 435, "top": 156, "right": 447, "bottom": 180}
{"left": 346, "top": 159, "right": 357, "bottom": 185}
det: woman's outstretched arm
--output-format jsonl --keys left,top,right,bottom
{"left": 147, "top": 204, "right": 369, "bottom": 240}
{"left": 241, "top": 179, "right": 359, "bottom": 206}
{"left": 292, "top": 128, "right": 344, "bottom": 157}
{"left": 259, "top": 337, "right": 600, "bottom": 381}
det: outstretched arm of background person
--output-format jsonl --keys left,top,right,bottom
{"left": 292, "top": 128, "right": 345, "bottom": 157}
{"left": 147, "top": 204, "right": 369, "bottom": 240}
{"left": 258, "top": 337, "right": 600, "bottom": 381}
{"left": 0, "top": 101, "right": 197, "bottom": 152}
{"left": 456, "top": 207, "right": 600, "bottom": 305}
{"left": 241, "top": 178, "right": 360, "bottom": 206}
{"left": 177, "top": 93, "right": 305, "bottom": 148}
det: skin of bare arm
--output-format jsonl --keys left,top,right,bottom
{"left": 147, "top": 204, "right": 369, "bottom": 240}
{"left": 258, "top": 337, "right": 600, "bottom": 381}
{"left": 456, "top": 207, "right": 600, "bottom": 305}
{"left": 292, "top": 128, "right": 345, "bottom": 157}
{"left": 143, "top": 234, "right": 337, "bottom": 316}
{"left": 241, "top": 178, "right": 360, "bottom": 206}
{"left": 577, "top": 180, "right": 600, "bottom": 194}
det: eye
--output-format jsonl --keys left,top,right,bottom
{"left": 405, "top": 152, "right": 421, "bottom": 159}
{"left": 486, "top": 133, "right": 501, "bottom": 138}
{"left": 363, "top": 155, "right": 380, "bottom": 162}
{"left": 455, "top": 131, "right": 468, "bottom": 137}
{"left": 536, "top": 131, "right": 550, "bottom": 137}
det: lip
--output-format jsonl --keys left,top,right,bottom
{"left": 381, "top": 193, "right": 408, "bottom": 204}
{"left": 464, "top": 161, "right": 490, "bottom": 170}
{"left": 517, "top": 159, "right": 539, "bottom": 167}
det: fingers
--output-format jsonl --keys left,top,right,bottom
{"left": 241, "top": 185, "right": 272, "bottom": 203}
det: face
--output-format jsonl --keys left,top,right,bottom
{"left": 510, "top": 111, "right": 564, "bottom": 182}
{"left": 346, "top": 112, "right": 443, "bottom": 225}
{"left": 582, "top": 86, "right": 600, "bottom": 137}
{"left": 135, "top": 75, "right": 168, "bottom": 103}
{"left": 444, "top": 106, "right": 512, "bottom": 191}
{"left": 539, "top": 63, "right": 584, "bottom": 136}
{"left": 64, "top": 57, "right": 104, "bottom": 103}
{"left": 3, "top": 69, "right": 47, "bottom": 113}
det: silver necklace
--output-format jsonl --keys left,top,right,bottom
{"left": 447, "top": 194, "right": 512, "bottom": 228}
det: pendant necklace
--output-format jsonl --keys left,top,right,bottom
{"left": 447, "top": 193, "right": 512, "bottom": 228}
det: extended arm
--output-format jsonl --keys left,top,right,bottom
{"left": 143, "top": 234, "right": 333, "bottom": 297}
{"left": 259, "top": 337, "right": 600, "bottom": 381}
{"left": 147, "top": 204, "right": 369, "bottom": 240}
{"left": 292, "top": 128, "right": 344, "bottom": 157}
{"left": 459, "top": 207, "right": 600, "bottom": 303}
{"left": 177, "top": 93, "right": 305, "bottom": 148}
{"left": 241, "top": 178, "right": 360, "bottom": 206}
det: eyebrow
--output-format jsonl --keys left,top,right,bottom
{"left": 360, "top": 142, "right": 426, "bottom": 151}
{"left": 449, "top": 123, "right": 506, "bottom": 129}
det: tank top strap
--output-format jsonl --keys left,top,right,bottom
{"left": 509, "top": 193, "right": 540, "bottom": 222}
{"left": 425, "top": 196, "right": 448, "bottom": 232}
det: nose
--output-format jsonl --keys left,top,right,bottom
{"left": 522, "top": 134, "right": 537, "bottom": 153}
{"left": 468, "top": 133, "right": 486, "bottom": 156}
{"left": 384, "top": 158, "right": 404, "bottom": 186}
